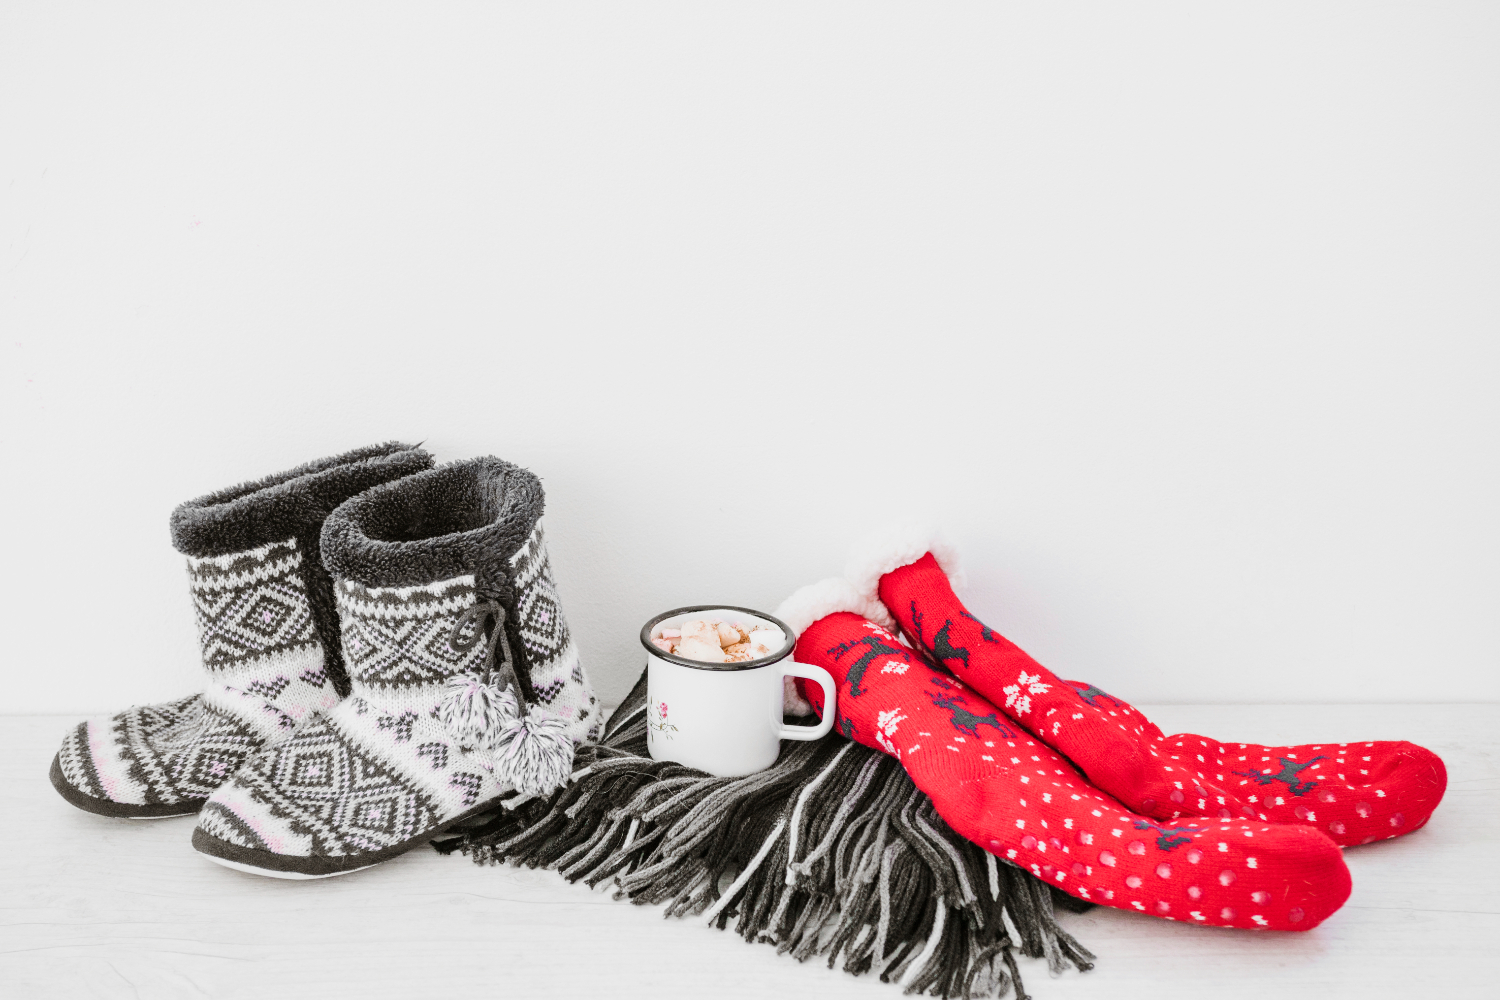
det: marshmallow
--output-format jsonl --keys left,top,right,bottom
{"left": 676, "top": 636, "right": 726, "bottom": 663}
{"left": 746, "top": 626, "right": 782, "bottom": 657}
{"left": 654, "top": 618, "right": 784, "bottom": 664}
{"left": 679, "top": 619, "right": 719, "bottom": 646}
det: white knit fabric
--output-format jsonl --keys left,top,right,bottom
{"left": 54, "top": 537, "right": 339, "bottom": 812}
{"left": 195, "top": 523, "right": 598, "bottom": 869}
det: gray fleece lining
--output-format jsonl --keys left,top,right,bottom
{"left": 319, "top": 457, "right": 546, "bottom": 703}
{"left": 169, "top": 442, "right": 435, "bottom": 697}
{"left": 170, "top": 442, "right": 433, "bottom": 557}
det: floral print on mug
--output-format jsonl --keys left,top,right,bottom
{"left": 648, "top": 701, "right": 679, "bottom": 742}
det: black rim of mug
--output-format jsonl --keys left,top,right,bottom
{"left": 639, "top": 605, "right": 798, "bottom": 672}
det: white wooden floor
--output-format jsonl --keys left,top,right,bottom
{"left": 2, "top": 704, "right": 1494, "bottom": 999}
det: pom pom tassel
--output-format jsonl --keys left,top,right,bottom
{"left": 493, "top": 706, "right": 576, "bottom": 796}
{"left": 439, "top": 674, "right": 518, "bottom": 751}
{"left": 439, "top": 677, "right": 576, "bottom": 795}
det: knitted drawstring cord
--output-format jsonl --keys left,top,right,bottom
{"left": 449, "top": 599, "right": 515, "bottom": 691}
{"left": 438, "top": 598, "right": 576, "bottom": 796}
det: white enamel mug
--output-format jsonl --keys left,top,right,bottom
{"left": 640, "top": 605, "right": 837, "bottom": 777}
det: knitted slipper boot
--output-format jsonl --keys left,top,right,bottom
{"left": 191, "top": 457, "right": 599, "bottom": 877}
{"left": 50, "top": 443, "right": 434, "bottom": 819}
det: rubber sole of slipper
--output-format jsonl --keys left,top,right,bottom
{"left": 49, "top": 755, "right": 204, "bottom": 819}
{"left": 199, "top": 854, "right": 377, "bottom": 880}
{"left": 190, "top": 796, "right": 510, "bottom": 878}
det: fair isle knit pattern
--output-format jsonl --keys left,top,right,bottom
{"left": 509, "top": 520, "right": 599, "bottom": 740}
{"left": 52, "top": 539, "right": 340, "bottom": 814}
{"left": 192, "top": 462, "right": 602, "bottom": 874}
{"left": 197, "top": 575, "right": 511, "bottom": 864}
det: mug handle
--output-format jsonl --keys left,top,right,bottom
{"left": 777, "top": 661, "right": 837, "bottom": 741}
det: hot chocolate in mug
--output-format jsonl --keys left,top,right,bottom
{"left": 640, "top": 605, "right": 837, "bottom": 776}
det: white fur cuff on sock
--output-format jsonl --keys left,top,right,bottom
{"left": 774, "top": 577, "right": 893, "bottom": 717}
{"left": 782, "top": 675, "right": 814, "bottom": 718}
{"left": 843, "top": 520, "right": 966, "bottom": 608}
{"left": 774, "top": 577, "right": 894, "bottom": 636}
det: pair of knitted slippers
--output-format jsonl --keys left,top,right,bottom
{"left": 773, "top": 525, "right": 1447, "bottom": 934}
{"left": 50, "top": 443, "right": 599, "bottom": 878}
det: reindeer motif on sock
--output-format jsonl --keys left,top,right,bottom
{"left": 930, "top": 620, "right": 970, "bottom": 670}
{"left": 1235, "top": 756, "right": 1327, "bottom": 797}
{"left": 1129, "top": 816, "right": 1205, "bottom": 851}
{"left": 907, "top": 601, "right": 926, "bottom": 645}
{"left": 926, "top": 689, "right": 1016, "bottom": 739}
{"left": 790, "top": 600, "right": 1356, "bottom": 932}
{"left": 1068, "top": 682, "right": 1122, "bottom": 709}
{"left": 959, "top": 610, "right": 1000, "bottom": 644}
{"left": 826, "top": 633, "right": 912, "bottom": 699}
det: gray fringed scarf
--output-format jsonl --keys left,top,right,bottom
{"left": 435, "top": 670, "right": 1095, "bottom": 999}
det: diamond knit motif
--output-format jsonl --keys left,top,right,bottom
{"left": 508, "top": 520, "right": 598, "bottom": 736}
{"left": 52, "top": 538, "right": 340, "bottom": 813}
{"left": 188, "top": 540, "right": 319, "bottom": 670}
{"left": 208, "top": 715, "right": 444, "bottom": 856}
{"left": 514, "top": 563, "right": 570, "bottom": 663}
{"left": 377, "top": 711, "right": 419, "bottom": 743}
{"left": 449, "top": 772, "right": 484, "bottom": 807}
{"left": 338, "top": 579, "right": 485, "bottom": 688}
{"left": 120, "top": 698, "right": 265, "bottom": 799}
{"left": 194, "top": 521, "right": 600, "bottom": 872}
{"left": 195, "top": 574, "right": 512, "bottom": 865}
{"left": 416, "top": 742, "right": 449, "bottom": 770}
{"left": 54, "top": 694, "right": 243, "bottom": 805}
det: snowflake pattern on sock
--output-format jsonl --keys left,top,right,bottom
{"left": 878, "top": 552, "right": 1448, "bottom": 848}
{"left": 795, "top": 611, "right": 1353, "bottom": 932}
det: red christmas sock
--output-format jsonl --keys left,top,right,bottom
{"left": 775, "top": 579, "right": 1351, "bottom": 932}
{"left": 846, "top": 528, "right": 1447, "bottom": 849}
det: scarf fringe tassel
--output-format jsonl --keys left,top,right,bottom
{"left": 436, "top": 696, "right": 1095, "bottom": 999}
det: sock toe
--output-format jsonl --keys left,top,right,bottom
{"left": 1247, "top": 823, "right": 1352, "bottom": 929}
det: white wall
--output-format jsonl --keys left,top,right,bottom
{"left": 3, "top": 2, "right": 1496, "bottom": 714}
